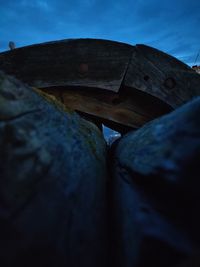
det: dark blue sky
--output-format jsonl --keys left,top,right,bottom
{"left": 0, "top": 0, "right": 200, "bottom": 66}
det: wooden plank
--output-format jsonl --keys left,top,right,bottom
{"left": 123, "top": 45, "right": 200, "bottom": 108}
{"left": 1, "top": 39, "right": 198, "bottom": 131}
{"left": 0, "top": 39, "right": 133, "bottom": 92}
{"left": 41, "top": 86, "right": 172, "bottom": 132}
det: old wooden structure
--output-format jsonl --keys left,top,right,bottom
{"left": 0, "top": 38, "right": 199, "bottom": 132}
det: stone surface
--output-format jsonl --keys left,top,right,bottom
{"left": 171, "top": 250, "right": 200, "bottom": 267}
{"left": 110, "top": 97, "right": 200, "bottom": 267}
{"left": 0, "top": 71, "right": 108, "bottom": 267}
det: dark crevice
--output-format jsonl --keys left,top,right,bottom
{"left": 0, "top": 109, "right": 42, "bottom": 122}
{"left": 144, "top": 75, "right": 150, "bottom": 81}
{"left": 118, "top": 48, "right": 135, "bottom": 92}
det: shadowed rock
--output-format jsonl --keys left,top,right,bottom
{"left": 0, "top": 71, "right": 108, "bottom": 267}
{"left": 110, "top": 97, "right": 200, "bottom": 267}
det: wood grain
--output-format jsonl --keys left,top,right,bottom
{"left": 0, "top": 39, "right": 199, "bottom": 131}
{"left": 41, "top": 86, "right": 172, "bottom": 132}
{"left": 123, "top": 45, "right": 200, "bottom": 108}
{"left": 0, "top": 39, "right": 132, "bottom": 92}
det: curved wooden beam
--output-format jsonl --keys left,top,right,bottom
{"left": 0, "top": 39, "right": 199, "bottom": 132}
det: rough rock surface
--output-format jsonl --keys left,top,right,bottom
{"left": 110, "top": 97, "right": 200, "bottom": 267}
{"left": 0, "top": 71, "right": 108, "bottom": 267}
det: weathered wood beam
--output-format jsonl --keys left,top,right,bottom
{"left": 0, "top": 39, "right": 199, "bottom": 132}
{"left": 124, "top": 45, "right": 200, "bottom": 108}
{"left": 41, "top": 86, "right": 172, "bottom": 132}
{"left": 0, "top": 39, "right": 132, "bottom": 92}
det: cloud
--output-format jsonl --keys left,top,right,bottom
{"left": 0, "top": 0, "right": 199, "bottom": 65}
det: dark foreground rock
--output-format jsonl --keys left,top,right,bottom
{"left": 110, "top": 97, "right": 200, "bottom": 267}
{"left": 171, "top": 249, "right": 200, "bottom": 267}
{"left": 0, "top": 71, "right": 108, "bottom": 267}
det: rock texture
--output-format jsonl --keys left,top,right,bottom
{"left": 110, "top": 97, "right": 200, "bottom": 267}
{"left": 0, "top": 71, "right": 108, "bottom": 267}
{"left": 0, "top": 37, "right": 200, "bottom": 266}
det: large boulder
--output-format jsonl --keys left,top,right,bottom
{"left": 110, "top": 97, "right": 200, "bottom": 267}
{"left": 0, "top": 71, "right": 108, "bottom": 267}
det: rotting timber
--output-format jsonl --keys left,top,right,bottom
{"left": 0, "top": 38, "right": 199, "bottom": 133}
